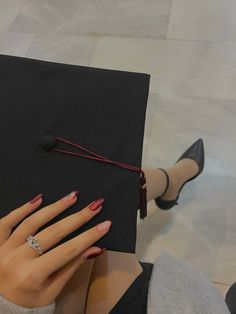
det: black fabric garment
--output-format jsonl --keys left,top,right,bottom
{"left": 109, "top": 261, "right": 153, "bottom": 314}
{"left": 225, "top": 282, "right": 236, "bottom": 314}
{"left": 0, "top": 54, "right": 150, "bottom": 253}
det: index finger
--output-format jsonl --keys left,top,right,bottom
{"left": 34, "top": 219, "right": 112, "bottom": 277}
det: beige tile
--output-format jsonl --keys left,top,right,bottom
{"left": 61, "top": 0, "right": 172, "bottom": 38}
{"left": 168, "top": 0, "right": 236, "bottom": 42}
{"left": 136, "top": 174, "right": 236, "bottom": 285}
{"left": 26, "top": 34, "right": 98, "bottom": 66}
{"left": 137, "top": 93, "right": 236, "bottom": 285}
{"left": 10, "top": 0, "right": 74, "bottom": 34}
{"left": 0, "top": 32, "right": 35, "bottom": 56}
{"left": 9, "top": 0, "right": 172, "bottom": 38}
{"left": 0, "top": 0, "right": 27, "bottom": 32}
{"left": 142, "top": 94, "right": 236, "bottom": 179}
{"left": 91, "top": 36, "right": 236, "bottom": 100}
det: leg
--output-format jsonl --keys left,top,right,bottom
{"left": 144, "top": 158, "right": 199, "bottom": 202}
{"left": 85, "top": 251, "right": 143, "bottom": 314}
{"left": 55, "top": 259, "right": 95, "bottom": 314}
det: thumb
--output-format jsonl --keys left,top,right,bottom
{"left": 45, "top": 247, "right": 106, "bottom": 299}
{"left": 81, "top": 246, "right": 106, "bottom": 260}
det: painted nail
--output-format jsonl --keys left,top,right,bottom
{"left": 62, "top": 190, "right": 79, "bottom": 203}
{"left": 30, "top": 193, "right": 43, "bottom": 204}
{"left": 96, "top": 220, "right": 112, "bottom": 232}
{"left": 72, "top": 190, "right": 80, "bottom": 199}
{"left": 86, "top": 248, "right": 106, "bottom": 259}
{"left": 89, "top": 198, "right": 104, "bottom": 211}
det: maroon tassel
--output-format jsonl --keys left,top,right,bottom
{"left": 138, "top": 171, "right": 147, "bottom": 220}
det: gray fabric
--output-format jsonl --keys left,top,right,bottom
{"left": 0, "top": 295, "right": 55, "bottom": 314}
{"left": 147, "top": 252, "right": 230, "bottom": 314}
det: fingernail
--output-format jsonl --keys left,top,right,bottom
{"left": 72, "top": 190, "right": 80, "bottom": 199}
{"left": 62, "top": 190, "right": 79, "bottom": 203}
{"left": 30, "top": 193, "right": 43, "bottom": 204}
{"left": 96, "top": 220, "right": 112, "bottom": 232}
{"left": 89, "top": 198, "right": 104, "bottom": 211}
{"left": 86, "top": 248, "right": 106, "bottom": 259}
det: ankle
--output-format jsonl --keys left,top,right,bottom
{"left": 157, "top": 166, "right": 184, "bottom": 200}
{"left": 156, "top": 168, "right": 169, "bottom": 197}
{"left": 163, "top": 167, "right": 179, "bottom": 190}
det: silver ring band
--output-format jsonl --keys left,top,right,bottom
{"left": 27, "top": 235, "right": 44, "bottom": 256}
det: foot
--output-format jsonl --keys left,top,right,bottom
{"left": 160, "top": 158, "right": 199, "bottom": 201}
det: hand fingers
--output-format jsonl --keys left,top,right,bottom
{"left": 23, "top": 198, "right": 104, "bottom": 258}
{"left": 0, "top": 194, "right": 42, "bottom": 245}
{"left": 34, "top": 220, "right": 112, "bottom": 277}
{"left": 8, "top": 190, "right": 79, "bottom": 247}
{"left": 44, "top": 247, "right": 102, "bottom": 299}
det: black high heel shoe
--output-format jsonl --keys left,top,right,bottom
{"left": 154, "top": 138, "right": 205, "bottom": 210}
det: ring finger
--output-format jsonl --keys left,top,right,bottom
{"left": 21, "top": 198, "right": 104, "bottom": 258}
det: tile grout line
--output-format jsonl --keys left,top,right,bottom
{"left": 7, "top": 0, "right": 30, "bottom": 33}
{"left": 88, "top": 35, "right": 103, "bottom": 66}
{"left": 24, "top": 33, "right": 37, "bottom": 57}
{"left": 3, "top": 30, "right": 236, "bottom": 45}
{"left": 166, "top": 0, "right": 175, "bottom": 39}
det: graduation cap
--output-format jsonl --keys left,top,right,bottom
{"left": 0, "top": 54, "right": 150, "bottom": 253}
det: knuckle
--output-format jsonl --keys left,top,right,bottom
{"left": 56, "top": 198, "right": 67, "bottom": 208}
{"left": 21, "top": 217, "right": 37, "bottom": 229}
{"left": 6, "top": 263, "right": 39, "bottom": 291}
{"left": 48, "top": 203, "right": 59, "bottom": 211}
{"left": 94, "top": 228, "right": 103, "bottom": 239}
{"left": 52, "top": 225, "right": 65, "bottom": 239}
{"left": 78, "top": 210, "right": 89, "bottom": 221}
{"left": 0, "top": 251, "right": 19, "bottom": 269}
{"left": 42, "top": 202, "right": 60, "bottom": 214}
{"left": 17, "top": 269, "right": 41, "bottom": 291}
{"left": 25, "top": 271, "right": 40, "bottom": 286}
{"left": 48, "top": 200, "right": 68, "bottom": 214}
{"left": 85, "top": 227, "right": 102, "bottom": 243}
{"left": 0, "top": 214, "right": 15, "bottom": 228}
{"left": 64, "top": 245, "right": 76, "bottom": 258}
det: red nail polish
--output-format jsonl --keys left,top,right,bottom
{"left": 86, "top": 248, "right": 106, "bottom": 259}
{"left": 89, "top": 198, "right": 104, "bottom": 211}
{"left": 30, "top": 193, "right": 43, "bottom": 204}
{"left": 72, "top": 190, "right": 80, "bottom": 199}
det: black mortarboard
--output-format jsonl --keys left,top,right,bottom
{"left": 0, "top": 54, "right": 150, "bottom": 253}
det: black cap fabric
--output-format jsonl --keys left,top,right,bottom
{"left": 0, "top": 54, "right": 150, "bottom": 253}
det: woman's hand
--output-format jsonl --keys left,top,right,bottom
{"left": 0, "top": 191, "right": 111, "bottom": 308}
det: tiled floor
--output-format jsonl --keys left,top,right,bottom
{"left": 0, "top": 0, "right": 235, "bottom": 294}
